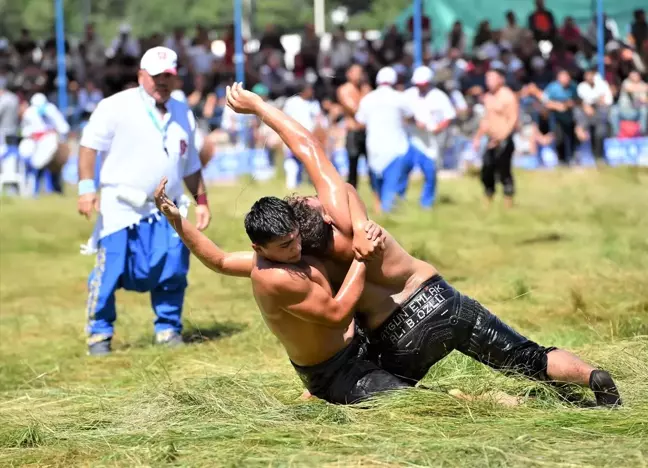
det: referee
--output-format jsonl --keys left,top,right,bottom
{"left": 77, "top": 47, "right": 211, "bottom": 355}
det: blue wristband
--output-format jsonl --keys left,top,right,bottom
{"left": 78, "top": 179, "right": 97, "bottom": 195}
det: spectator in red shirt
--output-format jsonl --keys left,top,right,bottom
{"left": 528, "top": 0, "right": 557, "bottom": 43}
{"left": 559, "top": 17, "right": 582, "bottom": 52}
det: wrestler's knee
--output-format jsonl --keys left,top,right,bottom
{"left": 506, "top": 343, "right": 557, "bottom": 381}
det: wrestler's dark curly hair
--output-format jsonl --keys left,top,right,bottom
{"left": 245, "top": 196, "right": 298, "bottom": 246}
{"left": 284, "top": 195, "right": 333, "bottom": 256}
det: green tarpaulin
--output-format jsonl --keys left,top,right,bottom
{"left": 395, "top": 0, "right": 641, "bottom": 49}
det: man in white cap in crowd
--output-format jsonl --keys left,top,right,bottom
{"left": 355, "top": 66, "right": 413, "bottom": 213}
{"left": 401, "top": 66, "right": 456, "bottom": 208}
{"left": 281, "top": 81, "right": 324, "bottom": 189}
{"left": 19, "top": 92, "right": 71, "bottom": 194}
{"left": 77, "top": 46, "right": 211, "bottom": 355}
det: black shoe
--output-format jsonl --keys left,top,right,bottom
{"left": 589, "top": 370, "right": 622, "bottom": 407}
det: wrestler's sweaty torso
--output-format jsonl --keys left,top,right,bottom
{"left": 325, "top": 229, "right": 438, "bottom": 330}
{"left": 251, "top": 255, "right": 355, "bottom": 367}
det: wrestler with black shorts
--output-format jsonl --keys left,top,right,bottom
{"left": 473, "top": 67, "right": 519, "bottom": 208}
{"left": 165, "top": 83, "right": 622, "bottom": 407}
{"left": 289, "top": 194, "right": 621, "bottom": 406}
{"left": 156, "top": 82, "right": 409, "bottom": 405}
{"left": 337, "top": 64, "right": 370, "bottom": 188}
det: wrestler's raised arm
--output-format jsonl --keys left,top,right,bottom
{"left": 154, "top": 178, "right": 254, "bottom": 278}
{"left": 225, "top": 82, "right": 352, "bottom": 236}
{"left": 346, "top": 183, "right": 385, "bottom": 258}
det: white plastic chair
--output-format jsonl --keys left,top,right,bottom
{"left": 0, "top": 146, "right": 28, "bottom": 196}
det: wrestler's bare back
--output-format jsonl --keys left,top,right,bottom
{"left": 251, "top": 255, "right": 355, "bottom": 367}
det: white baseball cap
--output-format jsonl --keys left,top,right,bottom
{"left": 30, "top": 93, "right": 48, "bottom": 107}
{"left": 140, "top": 47, "right": 178, "bottom": 76}
{"left": 376, "top": 67, "right": 397, "bottom": 86}
{"left": 411, "top": 66, "right": 433, "bottom": 85}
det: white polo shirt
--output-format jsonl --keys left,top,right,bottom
{"left": 80, "top": 87, "right": 201, "bottom": 239}
{"left": 282, "top": 95, "right": 322, "bottom": 133}
{"left": 21, "top": 103, "right": 70, "bottom": 137}
{"left": 577, "top": 76, "right": 613, "bottom": 106}
{"left": 404, "top": 86, "right": 456, "bottom": 159}
{"left": 356, "top": 86, "right": 412, "bottom": 174}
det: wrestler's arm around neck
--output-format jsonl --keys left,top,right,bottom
{"left": 261, "top": 259, "right": 367, "bottom": 328}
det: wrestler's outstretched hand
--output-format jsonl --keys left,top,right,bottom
{"left": 154, "top": 177, "right": 180, "bottom": 221}
{"left": 226, "top": 82, "right": 263, "bottom": 115}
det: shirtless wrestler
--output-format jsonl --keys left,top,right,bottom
{"left": 160, "top": 83, "right": 622, "bottom": 407}
{"left": 154, "top": 83, "right": 409, "bottom": 405}
{"left": 337, "top": 64, "right": 371, "bottom": 189}
{"left": 473, "top": 67, "right": 520, "bottom": 208}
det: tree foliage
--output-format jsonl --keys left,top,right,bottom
{"left": 0, "top": 0, "right": 409, "bottom": 42}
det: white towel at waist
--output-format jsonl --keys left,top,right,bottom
{"left": 80, "top": 186, "right": 192, "bottom": 255}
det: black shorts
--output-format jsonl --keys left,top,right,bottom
{"left": 368, "top": 275, "right": 556, "bottom": 385}
{"left": 291, "top": 329, "right": 408, "bottom": 405}
{"left": 346, "top": 130, "right": 367, "bottom": 160}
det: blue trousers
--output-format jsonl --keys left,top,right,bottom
{"left": 399, "top": 146, "right": 437, "bottom": 208}
{"left": 86, "top": 214, "right": 190, "bottom": 339}
{"left": 370, "top": 156, "right": 405, "bottom": 213}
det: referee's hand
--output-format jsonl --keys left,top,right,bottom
{"left": 78, "top": 193, "right": 99, "bottom": 219}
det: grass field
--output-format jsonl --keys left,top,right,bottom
{"left": 1, "top": 167, "right": 647, "bottom": 467}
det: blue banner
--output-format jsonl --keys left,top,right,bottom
{"left": 604, "top": 137, "right": 648, "bottom": 167}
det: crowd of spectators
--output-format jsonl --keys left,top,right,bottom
{"left": 1, "top": 1, "right": 647, "bottom": 168}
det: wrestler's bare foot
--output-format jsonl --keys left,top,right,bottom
{"left": 504, "top": 196, "right": 514, "bottom": 209}
{"left": 298, "top": 389, "right": 313, "bottom": 401}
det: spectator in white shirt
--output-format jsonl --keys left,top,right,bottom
{"left": 281, "top": 82, "right": 324, "bottom": 189}
{"left": 19, "top": 92, "right": 71, "bottom": 193}
{"left": 356, "top": 67, "right": 413, "bottom": 213}
{"left": 77, "top": 47, "right": 211, "bottom": 356}
{"left": 575, "top": 67, "right": 613, "bottom": 158}
{"left": 402, "top": 66, "right": 456, "bottom": 208}
{"left": 109, "top": 24, "right": 141, "bottom": 58}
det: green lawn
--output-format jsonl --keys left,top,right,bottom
{"left": 1, "top": 168, "right": 647, "bottom": 467}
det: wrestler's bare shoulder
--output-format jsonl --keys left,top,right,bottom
{"left": 338, "top": 82, "right": 358, "bottom": 97}
{"left": 251, "top": 256, "right": 328, "bottom": 295}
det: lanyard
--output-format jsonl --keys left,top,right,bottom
{"left": 139, "top": 88, "right": 171, "bottom": 155}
